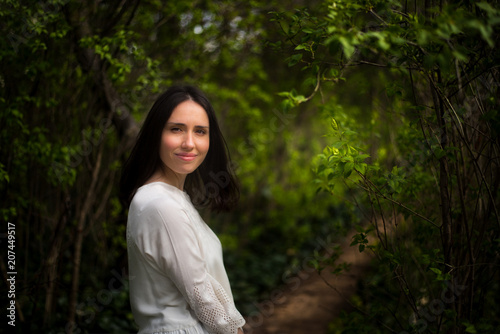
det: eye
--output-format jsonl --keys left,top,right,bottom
{"left": 170, "top": 127, "right": 182, "bottom": 133}
{"left": 196, "top": 128, "right": 208, "bottom": 135}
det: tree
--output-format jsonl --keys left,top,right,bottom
{"left": 272, "top": 0, "right": 499, "bottom": 332}
{"left": 1, "top": 0, "right": 338, "bottom": 332}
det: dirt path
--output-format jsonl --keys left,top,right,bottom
{"left": 243, "top": 233, "right": 373, "bottom": 334}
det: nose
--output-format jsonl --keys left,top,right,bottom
{"left": 181, "top": 132, "right": 195, "bottom": 150}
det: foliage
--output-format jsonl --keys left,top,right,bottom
{"left": 272, "top": 0, "right": 500, "bottom": 333}
{"left": 3, "top": 0, "right": 498, "bottom": 333}
{"left": 0, "top": 0, "right": 345, "bottom": 332}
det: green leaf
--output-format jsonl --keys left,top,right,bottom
{"left": 430, "top": 267, "right": 442, "bottom": 275}
{"left": 476, "top": 2, "right": 499, "bottom": 15}
{"left": 338, "top": 36, "right": 355, "bottom": 59}
{"left": 287, "top": 53, "right": 303, "bottom": 67}
{"left": 452, "top": 50, "right": 468, "bottom": 62}
{"left": 355, "top": 154, "right": 370, "bottom": 162}
{"left": 343, "top": 129, "right": 357, "bottom": 136}
{"left": 463, "top": 321, "right": 478, "bottom": 333}
{"left": 281, "top": 21, "right": 290, "bottom": 34}
{"left": 344, "top": 161, "right": 354, "bottom": 173}
{"left": 330, "top": 118, "right": 339, "bottom": 131}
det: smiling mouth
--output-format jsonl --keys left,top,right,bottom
{"left": 176, "top": 153, "right": 197, "bottom": 161}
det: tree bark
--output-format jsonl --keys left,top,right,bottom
{"left": 43, "top": 197, "right": 70, "bottom": 327}
{"left": 67, "top": 139, "right": 104, "bottom": 331}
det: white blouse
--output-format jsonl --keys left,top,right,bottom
{"left": 127, "top": 182, "right": 245, "bottom": 334}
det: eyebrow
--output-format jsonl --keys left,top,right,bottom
{"left": 166, "top": 122, "right": 209, "bottom": 128}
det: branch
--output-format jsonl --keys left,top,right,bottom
{"left": 356, "top": 170, "right": 439, "bottom": 228}
{"left": 303, "top": 70, "right": 322, "bottom": 102}
{"left": 68, "top": 123, "right": 106, "bottom": 330}
{"left": 427, "top": 75, "right": 500, "bottom": 228}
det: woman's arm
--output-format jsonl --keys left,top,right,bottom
{"left": 137, "top": 204, "right": 245, "bottom": 334}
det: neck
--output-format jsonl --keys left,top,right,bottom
{"left": 147, "top": 167, "right": 185, "bottom": 190}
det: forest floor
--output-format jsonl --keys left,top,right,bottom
{"left": 244, "top": 231, "right": 374, "bottom": 334}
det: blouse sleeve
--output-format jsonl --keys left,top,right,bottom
{"left": 135, "top": 202, "right": 245, "bottom": 334}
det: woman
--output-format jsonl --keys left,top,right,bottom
{"left": 120, "top": 85, "right": 245, "bottom": 334}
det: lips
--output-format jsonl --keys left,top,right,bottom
{"left": 176, "top": 152, "right": 198, "bottom": 162}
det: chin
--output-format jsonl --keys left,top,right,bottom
{"left": 176, "top": 167, "right": 198, "bottom": 175}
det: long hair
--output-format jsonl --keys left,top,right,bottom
{"left": 120, "top": 85, "right": 239, "bottom": 211}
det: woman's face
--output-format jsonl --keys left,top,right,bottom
{"left": 159, "top": 100, "right": 210, "bottom": 179}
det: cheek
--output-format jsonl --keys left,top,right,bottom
{"left": 160, "top": 133, "right": 178, "bottom": 153}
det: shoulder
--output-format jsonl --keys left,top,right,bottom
{"left": 129, "top": 182, "right": 190, "bottom": 227}
{"left": 131, "top": 183, "right": 184, "bottom": 209}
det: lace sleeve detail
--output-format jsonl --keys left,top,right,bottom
{"left": 186, "top": 274, "right": 245, "bottom": 334}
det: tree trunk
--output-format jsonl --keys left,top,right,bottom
{"left": 67, "top": 142, "right": 104, "bottom": 332}
{"left": 43, "top": 198, "right": 70, "bottom": 327}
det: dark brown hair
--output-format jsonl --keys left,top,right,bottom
{"left": 120, "top": 85, "right": 239, "bottom": 211}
